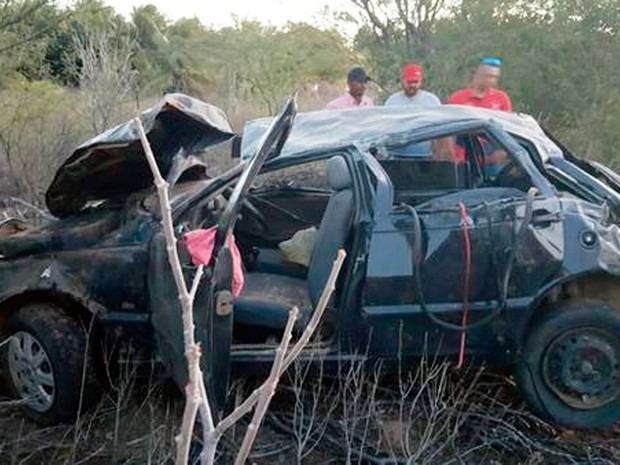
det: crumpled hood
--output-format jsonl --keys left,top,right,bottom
{"left": 46, "top": 93, "right": 236, "bottom": 218}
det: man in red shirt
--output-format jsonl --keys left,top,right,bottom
{"left": 448, "top": 57, "right": 512, "bottom": 111}
{"left": 449, "top": 58, "right": 512, "bottom": 175}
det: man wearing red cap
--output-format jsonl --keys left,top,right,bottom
{"left": 448, "top": 58, "right": 512, "bottom": 111}
{"left": 385, "top": 64, "right": 441, "bottom": 107}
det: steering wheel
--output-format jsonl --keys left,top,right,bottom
{"left": 220, "top": 186, "right": 269, "bottom": 232}
{"left": 241, "top": 197, "right": 269, "bottom": 231}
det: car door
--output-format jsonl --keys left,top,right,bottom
{"left": 149, "top": 96, "right": 297, "bottom": 412}
{"left": 362, "top": 126, "right": 562, "bottom": 358}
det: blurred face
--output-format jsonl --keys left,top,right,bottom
{"left": 474, "top": 65, "right": 501, "bottom": 91}
{"left": 348, "top": 80, "right": 367, "bottom": 100}
{"left": 402, "top": 77, "right": 422, "bottom": 97}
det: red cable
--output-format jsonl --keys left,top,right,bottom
{"left": 457, "top": 202, "right": 472, "bottom": 369}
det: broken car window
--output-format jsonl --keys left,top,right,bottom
{"left": 379, "top": 132, "right": 534, "bottom": 206}
{"left": 252, "top": 159, "right": 330, "bottom": 191}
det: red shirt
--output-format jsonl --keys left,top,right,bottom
{"left": 448, "top": 88, "right": 513, "bottom": 112}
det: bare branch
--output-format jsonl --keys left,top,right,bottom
{"left": 137, "top": 108, "right": 347, "bottom": 465}
{"left": 233, "top": 307, "right": 299, "bottom": 465}
{"left": 351, "top": 0, "right": 391, "bottom": 42}
{"left": 215, "top": 250, "right": 347, "bottom": 438}
{"left": 189, "top": 265, "right": 205, "bottom": 303}
{"left": 135, "top": 117, "right": 215, "bottom": 465}
{"left": 283, "top": 249, "right": 346, "bottom": 369}
{"left": 349, "top": 0, "right": 447, "bottom": 54}
{"left": 74, "top": 30, "right": 137, "bottom": 133}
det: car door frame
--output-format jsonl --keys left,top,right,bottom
{"left": 149, "top": 97, "right": 298, "bottom": 413}
{"left": 359, "top": 121, "right": 557, "bottom": 359}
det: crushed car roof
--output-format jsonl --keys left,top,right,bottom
{"left": 241, "top": 104, "right": 562, "bottom": 162}
{"left": 46, "top": 93, "right": 236, "bottom": 218}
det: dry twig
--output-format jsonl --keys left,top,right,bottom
{"left": 136, "top": 116, "right": 346, "bottom": 465}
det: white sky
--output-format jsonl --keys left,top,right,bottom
{"left": 100, "top": 0, "right": 349, "bottom": 29}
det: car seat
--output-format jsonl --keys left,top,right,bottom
{"left": 233, "top": 155, "right": 354, "bottom": 331}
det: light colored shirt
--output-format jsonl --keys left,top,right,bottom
{"left": 324, "top": 93, "right": 374, "bottom": 110}
{"left": 384, "top": 90, "right": 441, "bottom": 107}
{"left": 385, "top": 90, "right": 440, "bottom": 156}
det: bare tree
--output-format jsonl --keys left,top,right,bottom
{"left": 288, "top": 353, "right": 339, "bottom": 464}
{"left": 73, "top": 29, "right": 137, "bottom": 134}
{"left": 135, "top": 117, "right": 347, "bottom": 465}
{"left": 0, "top": 83, "right": 87, "bottom": 205}
{"left": 350, "top": 0, "right": 447, "bottom": 56}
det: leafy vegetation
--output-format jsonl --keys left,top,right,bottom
{"left": 1, "top": 0, "right": 620, "bottom": 203}
{"left": 352, "top": 0, "right": 620, "bottom": 165}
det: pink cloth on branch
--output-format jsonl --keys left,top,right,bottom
{"left": 183, "top": 226, "right": 244, "bottom": 297}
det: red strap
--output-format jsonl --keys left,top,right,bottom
{"left": 456, "top": 202, "right": 472, "bottom": 369}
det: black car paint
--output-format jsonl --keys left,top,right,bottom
{"left": 46, "top": 94, "right": 236, "bottom": 218}
{"left": 1, "top": 101, "right": 620, "bottom": 400}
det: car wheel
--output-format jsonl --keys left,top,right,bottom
{"left": 515, "top": 299, "right": 620, "bottom": 429}
{"left": 1, "top": 304, "right": 100, "bottom": 425}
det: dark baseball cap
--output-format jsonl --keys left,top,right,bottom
{"left": 347, "top": 67, "right": 370, "bottom": 83}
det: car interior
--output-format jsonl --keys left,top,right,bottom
{"left": 193, "top": 155, "right": 354, "bottom": 344}
{"left": 384, "top": 132, "right": 534, "bottom": 207}
{"left": 184, "top": 131, "right": 536, "bottom": 345}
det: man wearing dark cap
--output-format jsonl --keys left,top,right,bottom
{"left": 385, "top": 64, "right": 441, "bottom": 107}
{"left": 448, "top": 57, "right": 512, "bottom": 111}
{"left": 325, "top": 67, "right": 375, "bottom": 110}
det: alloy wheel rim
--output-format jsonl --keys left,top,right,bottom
{"left": 7, "top": 331, "right": 55, "bottom": 412}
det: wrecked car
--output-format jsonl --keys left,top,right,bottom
{"left": 1, "top": 93, "right": 620, "bottom": 430}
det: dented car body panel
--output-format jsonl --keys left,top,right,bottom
{"left": 46, "top": 94, "right": 236, "bottom": 218}
{"left": 241, "top": 105, "right": 564, "bottom": 162}
{"left": 2, "top": 96, "right": 620, "bottom": 421}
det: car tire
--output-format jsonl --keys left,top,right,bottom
{"left": 0, "top": 303, "right": 100, "bottom": 425}
{"left": 515, "top": 299, "right": 620, "bottom": 429}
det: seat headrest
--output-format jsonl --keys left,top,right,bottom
{"left": 327, "top": 156, "right": 352, "bottom": 191}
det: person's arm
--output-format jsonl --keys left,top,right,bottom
{"left": 447, "top": 91, "right": 460, "bottom": 104}
{"left": 433, "top": 137, "right": 457, "bottom": 161}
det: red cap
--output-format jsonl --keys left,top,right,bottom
{"left": 402, "top": 64, "right": 423, "bottom": 82}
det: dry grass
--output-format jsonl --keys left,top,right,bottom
{"left": 1, "top": 355, "right": 620, "bottom": 465}
{"left": 0, "top": 368, "right": 184, "bottom": 465}
{"left": 240, "top": 356, "right": 620, "bottom": 465}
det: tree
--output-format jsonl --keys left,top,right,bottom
{"left": 0, "top": 80, "right": 87, "bottom": 204}
{"left": 0, "top": 0, "right": 50, "bottom": 51}
{"left": 42, "top": 0, "right": 130, "bottom": 86}
{"left": 201, "top": 21, "right": 352, "bottom": 113}
{"left": 0, "top": 0, "right": 57, "bottom": 82}
{"left": 72, "top": 26, "right": 137, "bottom": 133}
